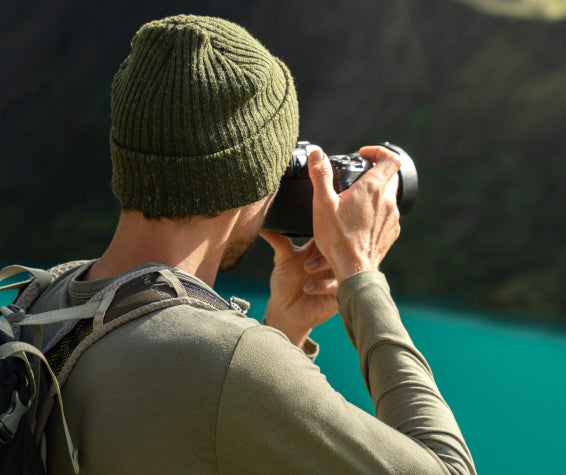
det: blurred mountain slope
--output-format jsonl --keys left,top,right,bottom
{"left": 455, "top": 0, "right": 566, "bottom": 20}
{"left": 1, "top": 0, "right": 565, "bottom": 324}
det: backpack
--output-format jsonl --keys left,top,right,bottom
{"left": 0, "top": 261, "right": 248, "bottom": 474}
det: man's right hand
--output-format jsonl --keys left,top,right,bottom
{"left": 307, "top": 146, "right": 402, "bottom": 284}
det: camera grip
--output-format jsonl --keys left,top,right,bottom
{"left": 262, "top": 175, "right": 315, "bottom": 237}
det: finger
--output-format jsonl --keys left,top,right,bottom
{"left": 303, "top": 278, "right": 339, "bottom": 295}
{"left": 308, "top": 149, "right": 336, "bottom": 203}
{"left": 259, "top": 230, "right": 295, "bottom": 256}
{"left": 304, "top": 254, "right": 333, "bottom": 273}
{"left": 384, "top": 172, "right": 400, "bottom": 203}
{"left": 358, "top": 145, "right": 401, "bottom": 185}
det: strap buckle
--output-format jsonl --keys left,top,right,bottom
{"left": 0, "top": 390, "right": 32, "bottom": 444}
{"left": 0, "top": 304, "right": 26, "bottom": 322}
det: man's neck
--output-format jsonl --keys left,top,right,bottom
{"left": 83, "top": 210, "right": 239, "bottom": 287}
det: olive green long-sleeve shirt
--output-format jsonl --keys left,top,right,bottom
{"left": 30, "top": 263, "right": 475, "bottom": 474}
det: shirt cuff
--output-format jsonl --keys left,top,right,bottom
{"left": 302, "top": 337, "right": 319, "bottom": 363}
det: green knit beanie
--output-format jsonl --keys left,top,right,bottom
{"left": 110, "top": 15, "right": 299, "bottom": 216}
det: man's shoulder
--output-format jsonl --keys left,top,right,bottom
{"left": 85, "top": 299, "right": 266, "bottom": 365}
{"left": 130, "top": 301, "right": 262, "bottom": 343}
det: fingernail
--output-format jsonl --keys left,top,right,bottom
{"left": 305, "top": 259, "right": 318, "bottom": 269}
{"left": 309, "top": 150, "right": 325, "bottom": 163}
{"left": 304, "top": 282, "right": 316, "bottom": 292}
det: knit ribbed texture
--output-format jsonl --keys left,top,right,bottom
{"left": 110, "top": 15, "right": 299, "bottom": 216}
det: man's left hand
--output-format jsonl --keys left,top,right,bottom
{"left": 260, "top": 230, "right": 338, "bottom": 349}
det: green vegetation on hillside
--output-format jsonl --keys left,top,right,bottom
{"left": 2, "top": 0, "right": 565, "bottom": 325}
{"left": 455, "top": 0, "right": 566, "bottom": 20}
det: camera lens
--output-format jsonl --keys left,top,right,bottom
{"left": 378, "top": 143, "right": 418, "bottom": 216}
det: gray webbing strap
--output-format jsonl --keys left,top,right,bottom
{"left": 93, "top": 287, "right": 118, "bottom": 330}
{"left": 3, "top": 303, "right": 100, "bottom": 326}
{"left": 27, "top": 324, "right": 43, "bottom": 431}
{"left": 0, "top": 316, "right": 14, "bottom": 337}
{"left": 159, "top": 269, "right": 188, "bottom": 298}
{"left": 0, "top": 265, "right": 54, "bottom": 292}
{"left": 0, "top": 340, "right": 80, "bottom": 474}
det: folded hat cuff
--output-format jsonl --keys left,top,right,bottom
{"left": 111, "top": 78, "right": 299, "bottom": 217}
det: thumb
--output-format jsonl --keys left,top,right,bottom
{"left": 308, "top": 150, "right": 336, "bottom": 202}
{"left": 259, "top": 230, "right": 294, "bottom": 257}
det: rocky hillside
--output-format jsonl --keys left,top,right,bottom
{"left": 2, "top": 0, "right": 566, "bottom": 323}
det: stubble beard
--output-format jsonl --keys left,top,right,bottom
{"left": 219, "top": 235, "right": 257, "bottom": 272}
{"left": 218, "top": 191, "right": 276, "bottom": 273}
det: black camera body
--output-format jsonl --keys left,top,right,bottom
{"left": 262, "top": 141, "right": 418, "bottom": 236}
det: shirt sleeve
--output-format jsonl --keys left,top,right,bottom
{"left": 215, "top": 271, "right": 476, "bottom": 474}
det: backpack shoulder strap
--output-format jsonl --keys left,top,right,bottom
{"left": 47, "top": 266, "right": 250, "bottom": 388}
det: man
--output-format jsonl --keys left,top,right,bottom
{"left": 30, "top": 15, "right": 475, "bottom": 474}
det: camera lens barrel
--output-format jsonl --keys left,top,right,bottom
{"left": 379, "top": 142, "right": 418, "bottom": 217}
{"left": 262, "top": 141, "right": 418, "bottom": 236}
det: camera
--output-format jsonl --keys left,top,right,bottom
{"left": 262, "top": 141, "right": 418, "bottom": 236}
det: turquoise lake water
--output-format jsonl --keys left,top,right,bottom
{"left": 215, "top": 277, "right": 566, "bottom": 475}
{"left": 3, "top": 275, "right": 565, "bottom": 474}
